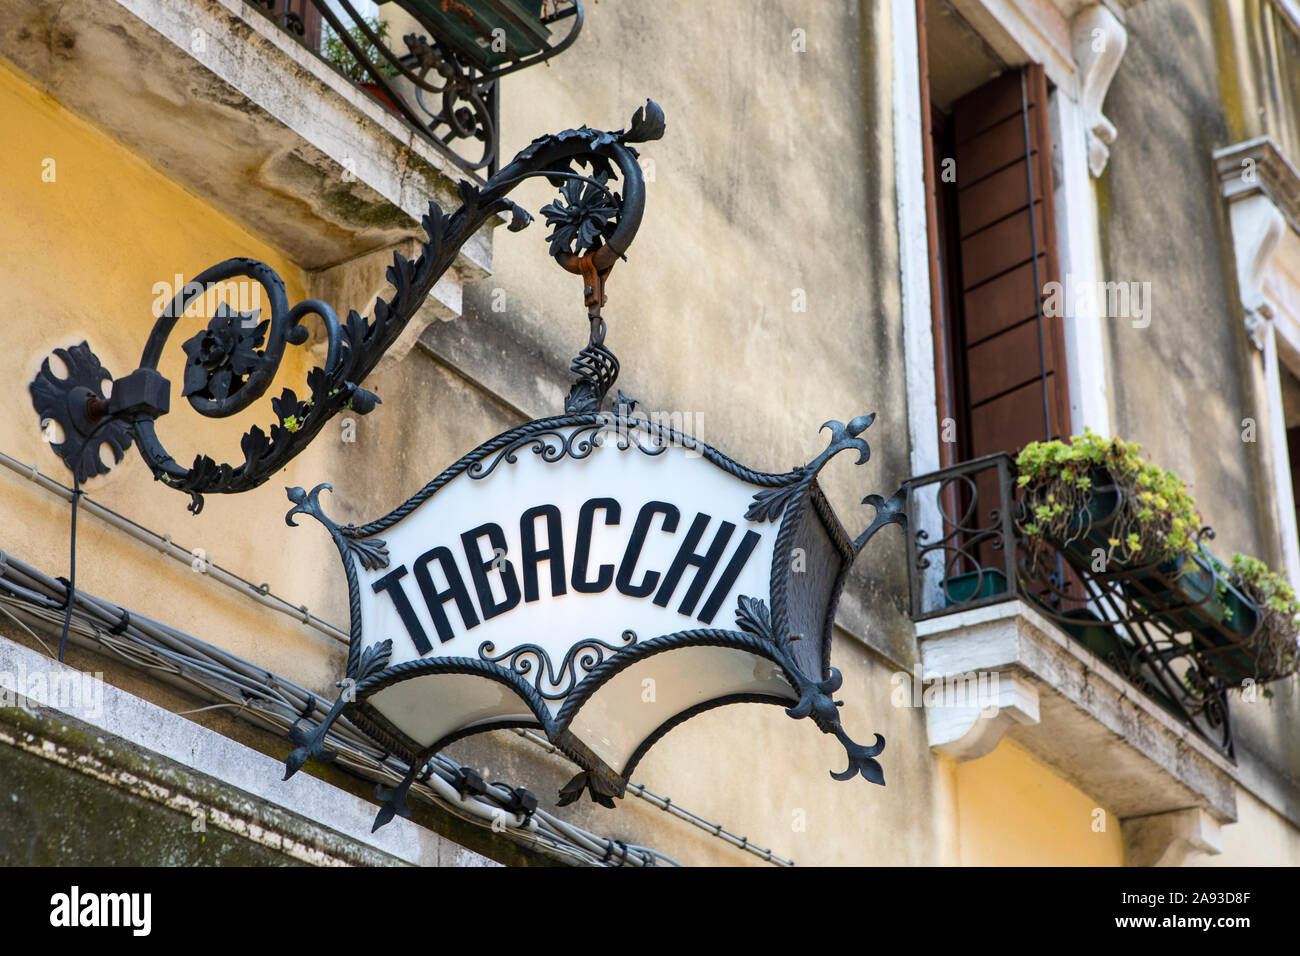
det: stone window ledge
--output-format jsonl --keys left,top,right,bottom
{"left": 916, "top": 600, "right": 1238, "bottom": 860}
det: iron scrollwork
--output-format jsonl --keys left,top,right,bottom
{"left": 902, "top": 454, "right": 1252, "bottom": 756}
{"left": 31, "top": 101, "right": 666, "bottom": 513}
{"left": 479, "top": 631, "right": 639, "bottom": 701}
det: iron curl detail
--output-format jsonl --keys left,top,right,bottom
{"left": 479, "top": 631, "right": 639, "bottom": 701}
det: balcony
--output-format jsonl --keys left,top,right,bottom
{"left": 901, "top": 453, "right": 1285, "bottom": 859}
{"left": 0, "top": 0, "right": 583, "bottom": 358}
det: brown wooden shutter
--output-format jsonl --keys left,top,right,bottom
{"left": 950, "top": 65, "right": 1070, "bottom": 459}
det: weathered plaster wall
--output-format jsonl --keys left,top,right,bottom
{"left": 1215, "top": 0, "right": 1300, "bottom": 164}
{"left": 451, "top": 0, "right": 917, "bottom": 670}
{"left": 1099, "top": 0, "right": 1300, "bottom": 829}
{"left": 0, "top": 0, "right": 946, "bottom": 867}
{"left": 1101, "top": 0, "right": 1261, "bottom": 559}
{"left": 1187, "top": 780, "right": 1300, "bottom": 864}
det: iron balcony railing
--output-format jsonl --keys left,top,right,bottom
{"left": 902, "top": 453, "right": 1291, "bottom": 758}
{"left": 249, "top": 0, "right": 584, "bottom": 180}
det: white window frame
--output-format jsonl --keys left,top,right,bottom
{"left": 895, "top": 0, "right": 1132, "bottom": 473}
{"left": 1216, "top": 137, "right": 1300, "bottom": 591}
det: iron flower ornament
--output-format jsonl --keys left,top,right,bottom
{"left": 541, "top": 169, "right": 619, "bottom": 258}
{"left": 179, "top": 306, "right": 271, "bottom": 403}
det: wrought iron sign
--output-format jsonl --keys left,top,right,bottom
{"left": 30, "top": 101, "right": 907, "bottom": 828}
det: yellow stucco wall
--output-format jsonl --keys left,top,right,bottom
{"left": 952, "top": 741, "right": 1125, "bottom": 866}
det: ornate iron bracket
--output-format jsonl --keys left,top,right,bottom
{"left": 30, "top": 101, "right": 665, "bottom": 512}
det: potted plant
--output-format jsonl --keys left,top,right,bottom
{"left": 1015, "top": 430, "right": 1202, "bottom": 575}
{"left": 1014, "top": 432, "right": 1300, "bottom": 687}
{"left": 1203, "top": 553, "right": 1300, "bottom": 687}
{"left": 321, "top": 16, "right": 402, "bottom": 113}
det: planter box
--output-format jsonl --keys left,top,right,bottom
{"left": 1060, "top": 608, "right": 1181, "bottom": 716}
{"left": 941, "top": 568, "right": 1007, "bottom": 607}
{"left": 1125, "top": 553, "right": 1262, "bottom": 684}
{"left": 1025, "top": 470, "right": 1273, "bottom": 684}
{"left": 404, "top": 0, "right": 551, "bottom": 71}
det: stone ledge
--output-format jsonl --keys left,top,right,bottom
{"left": 916, "top": 600, "right": 1238, "bottom": 824}
{"left": 1215, "top": 137, "right": 1300, "bottom": 235}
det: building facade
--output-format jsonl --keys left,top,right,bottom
{"left": 0, "top": 0, "right": 1297, "bottom": 866}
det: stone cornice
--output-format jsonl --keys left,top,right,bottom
{"left": 1215, "top": 136, "right": 1300, "bottom": 235}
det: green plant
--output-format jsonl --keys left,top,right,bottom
{"left": 1229, "top": 553, "right": 1300, "bottom": 682}
{"left": 1015, "top": 429, "right": 1202, "bottom": 568}
{"left": 321, "top": 17, "right": 400, "bottom": 84}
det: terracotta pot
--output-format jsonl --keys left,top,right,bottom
{"left": 360, "top": 81, "right": 400, "bottom": 115}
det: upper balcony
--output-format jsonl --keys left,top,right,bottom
{"left": 248, "top": 0, "right": 584, "bottom": 180}
{"left": 0, "top": 0, "right": 582, "bottom": 368}
{"left": 904, "top": 453, "right": 1296, "bottom": 758}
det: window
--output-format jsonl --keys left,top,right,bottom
{"left": 920, "top": 3, "right": 1070, "bottom": 467}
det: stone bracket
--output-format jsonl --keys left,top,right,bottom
{"left": 1214, "top": 137, "right": 1300, "bottom": 348}
{"left": 926, "top": 670, "right": 1041, "bottom": 761}
{"left": 1122, "top": 808, "right": 1224, "bottom": 867}
{"left": 1072, "top": 3, "right": 1128, "bottom": 177}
